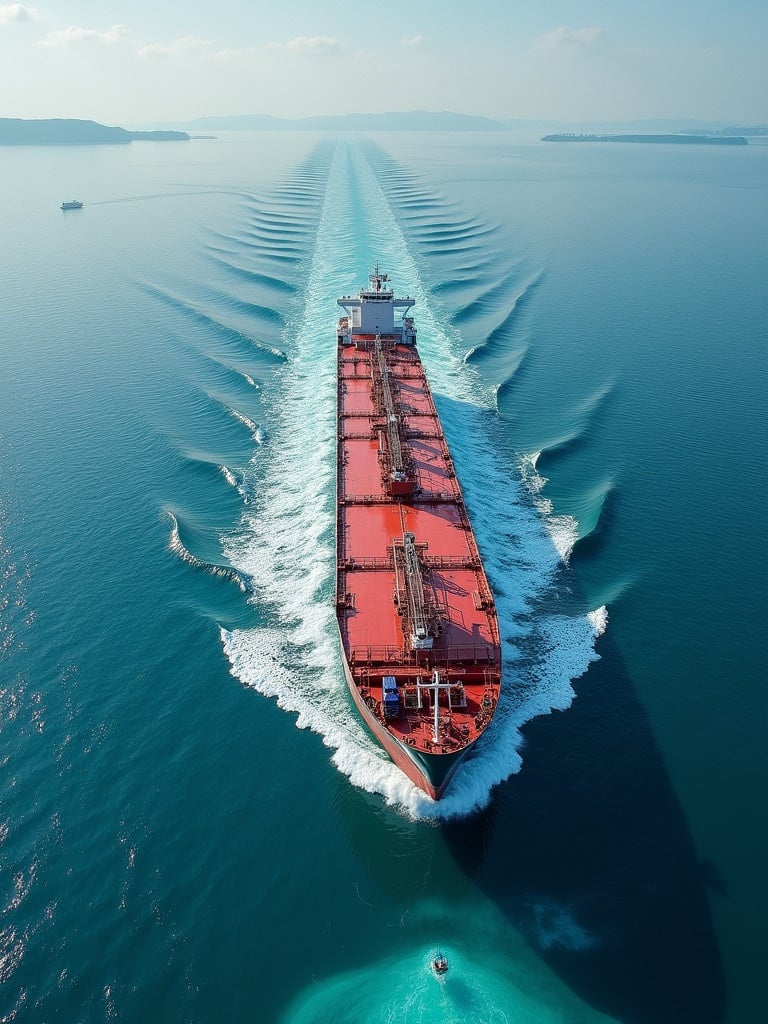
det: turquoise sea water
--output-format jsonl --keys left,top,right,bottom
{"left": 1, "top": 132, "right": 766, "bottom": 1023}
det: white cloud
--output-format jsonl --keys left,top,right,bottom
{"left": 208, "top": 46, "right": 260, "bottom": 63}
{"left": 267, "top": 35, "right": 339, "bottom": 53}
{"left": 39, "top": 23, "right": 130, "bottom": 47}
{"left": 401, "top": 35, "right": 424, "bottom": 48}
{"left": 0, "top": 3, "right": 38, "bottom": 23}
{"left": 532, "top": 27, "right": 605, "bottom": 54}
{"left": 139, "top": 35, "right": 212, "bottom": 59}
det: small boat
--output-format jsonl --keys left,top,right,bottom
{"left": 432, "top": 952, "right": 449, "bottom": 975}
{"left": 61, "top": 200, "right": 83, "bottom": 210}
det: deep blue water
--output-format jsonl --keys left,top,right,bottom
{"left": 1, "top": 132, "right": 766, "bottom": 1023}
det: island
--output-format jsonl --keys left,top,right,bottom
{"left": 541, "top": 133, "right": 748, "bottom": 146}
{"left": 0, "top": 118, "right": 190, "bottom": 146}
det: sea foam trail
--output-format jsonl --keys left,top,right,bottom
{"left": 221, "top": 142, "right": 606, "bottom": 819}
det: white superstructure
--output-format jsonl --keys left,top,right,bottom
{"left": 337, "top": 265, "right": 416, "bottom": 343}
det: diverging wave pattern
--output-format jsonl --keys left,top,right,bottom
{"left": 220, "top": 141, "right": 606, "bottom": 818}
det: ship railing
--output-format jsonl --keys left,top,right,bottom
{"left": 339, "top": 490, "right": 462, "bottom": 506}
{"left": 339, "top": 493, "right": 395, "bottom": 506}
{"left": 415, "top": 490, "right": 461, "bottom": 504}
{"left": 339, "top": 554, "right": 482, "bottom": 573}
{"left": 404, "top": 427, "right": 442, "bottom": 440}
{"left": 423, "top": 554, "right": 482, "bottom": 571}
{"left": 349, "top": 645, "right": 497, "bottom": 666}
{"left": 341, "top": 430, "right": 378, "bottom": 440}
{"left": 340, "top": 556, "right": 393, "bottom": 571}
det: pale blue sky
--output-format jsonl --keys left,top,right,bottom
{"left": 1, "top": 1, "right": 766, "bottom": 123}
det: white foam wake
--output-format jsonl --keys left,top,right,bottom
{"left": 168, "top": 511, "right": 251, "bottom": 592}
{"left": 229, "top": 407, "right": 264, "bottom": 443}
{"left": 518, "top": 451, "right": 580, "bottom": 563}
{"left": 220, "top": 143, "right": 607, "bottom": 819}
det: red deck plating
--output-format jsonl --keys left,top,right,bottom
{"left": 335, "top": 273, "right": 501, "bottom": 799}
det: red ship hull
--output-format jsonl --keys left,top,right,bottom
{"left": 335, "top": 272, "right": 501, "bottom": 800}
{"left": 339, "top": 654, "right": 465, "bottom": 799}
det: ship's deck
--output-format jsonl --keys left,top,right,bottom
{"left": 336, "top": 335, "right": 500, "bottom": 757}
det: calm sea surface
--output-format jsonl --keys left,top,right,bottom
{"left": 1, "top": 131, "right": 766, "bottom": 1023}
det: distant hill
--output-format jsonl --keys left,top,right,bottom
{"left": 542, "top": 133, "right": 748, "bottom": 146}
{"left": 0, "top": 118, "right": 189, "bottom": 145}
{"left": 175, "top": 111, "right": 506, "bottom": 132}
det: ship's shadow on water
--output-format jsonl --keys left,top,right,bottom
{"left": 335, "top": 634, "right": 724, "bottom": 1024}
{"left": 443, "top": 634, "right": 725, "bottom": 1024}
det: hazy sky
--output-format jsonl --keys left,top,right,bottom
{"left": 1, "top": 1, "right": 766, "bottom": 124}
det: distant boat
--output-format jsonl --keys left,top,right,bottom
{"left": 60, "top": 200, "right": 83, "bottom": 210}
{"left": 432, "top": 952, "right": 449, "bottom": 975}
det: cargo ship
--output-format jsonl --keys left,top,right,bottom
{"left": 336, "top": 268, "right": 501, "bottom": 799}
